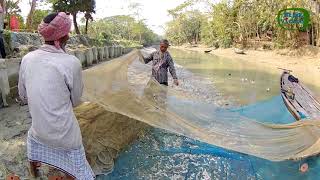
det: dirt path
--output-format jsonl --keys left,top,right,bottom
{"left": 0, "top": 104, "right": 30, "bottom": 178}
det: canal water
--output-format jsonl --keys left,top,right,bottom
{"left": 170, "top": 49, "right": 320, "bottom": 106}
{"left": 100, "top": 49, "right": 320, "bottom": 180}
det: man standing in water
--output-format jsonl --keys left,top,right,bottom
{"left": 144, "top": 39, "right": 179, "bottom": 86}
{"left": 18, "top": 12, "right": 94, "bottom": 179}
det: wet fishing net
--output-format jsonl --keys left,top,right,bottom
{"left": 105, "top": 96, "right": 320, "bottom": 179}
{"left": 76, "top": 48, "right": 320, "bottom": 174}
{"left": 75, "top": 103, "right": 148, "bottom": 174}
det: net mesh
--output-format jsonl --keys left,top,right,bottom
{"left": 105, "top": 96, "right": 318, "bottom": 179}
{"left": 76, "top": 49, "right": 320, "bottom": 174}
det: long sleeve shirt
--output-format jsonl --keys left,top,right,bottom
{"left": 144, "top": 50, "right": 178, "bottom": 84}
{"left": 18, "top": 44, "right": 83, "bottom": 149}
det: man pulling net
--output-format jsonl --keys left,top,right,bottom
{"left": 18, "top": 12, "right": 94, "bottom": 179}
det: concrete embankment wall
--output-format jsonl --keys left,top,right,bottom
{"left": 0, "top": 31, "right": 136, "bottom": 101}
{"left": 1, "top": 45, "right": 133, "bottom": 100}
{"left": 68, "top": 46, "right": 131, "bottom": 68}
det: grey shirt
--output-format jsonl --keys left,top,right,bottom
{"left": 144, "top": 50, "right": 178, "bottom": 84}
{"left": 18, "top": 44, "right": 83, "bottom": 149}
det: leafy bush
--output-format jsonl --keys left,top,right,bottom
{"left": 3, "top": 30, "right": 12, "bottom": 54}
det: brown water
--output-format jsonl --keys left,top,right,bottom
{"left": 171, "top": 49, "right": 320, "bottom": 105}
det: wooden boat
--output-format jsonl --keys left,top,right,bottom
{"left": 234, "top": 48, "right": 245, "bottom": 54}
{"left": 280, "top": 71, "right": 320, "bottom": 120}
{"left": 204, "top": 50, "right": 212, "bottom": 53}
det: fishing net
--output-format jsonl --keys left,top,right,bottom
{"left": 105, "top": 96, "right": 319, "bottom": 179}
{"left": 75, "top": 103, "right": 148, "bottom": 174}
{"left": 76, "top": 48, "right": 320, "bottom": 174}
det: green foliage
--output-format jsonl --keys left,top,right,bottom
{"left": 50, "top": 0, "right": 95, "bottom": 16}
{"left": 83, "top": 15, "right": 159, "bottom": 47}
{"left": 165, "top": 0, "right": 316, "bottom": 49}
{"left": 29, "top": 9, "right": 49, "bottom": 31}
{"left": 5, "top": 0, "right": 21, "bottom": 15}
{"left": 50, "top": 0, "right": 96, "bottom": 34}
{"left": 168, "top": 0, "right": 193, "bottom": 18}
{"left": 165, "top": 20, "right": 186, "bottom": 45}
{"left": 166, "top": 0, "right": 205, "bottom": 45}
{"left": 4, "top": 0, "right": 21, "bottom": 29}
{"left": 166, "top": 10, "right": 204, "bottom": 45}
{"left": 3, "top": 30, "right": 12, "bottom": 54}
{"left": 209, "top": 2, "right": 234, "bottom": 48}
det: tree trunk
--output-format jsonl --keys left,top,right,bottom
{"left": 316, "top": 24, "right": 320, "bottom": 46}
{"left": 311, "top": 25, "right": 314, "bottom": 46}
{"left": 26, "top": 0, "right": 36, "bottom": 30}
{"left": 195, "top": 32, "right": 198, "bottom": 44}
{"left": 313, "top": 25, "right": 316, "bottom": 46}
{"left": 72, "top": 12, "right": 80, "bottom": 34}
{"left": 256, "top": 23, "right": 260, "bottom": 40}
{"left": 85, "top": 18, "right": 88, "bottom": 34}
